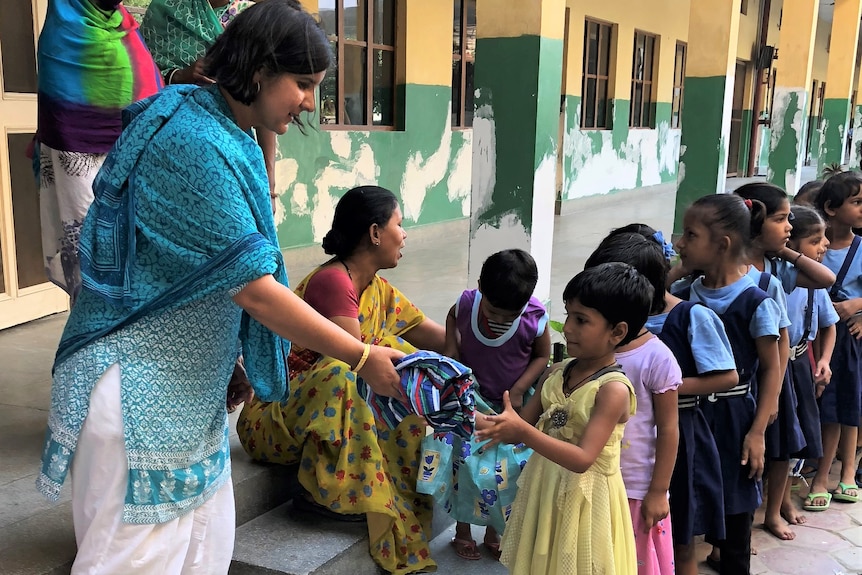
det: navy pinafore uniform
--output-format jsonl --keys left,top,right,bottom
{"left": 789, "top": 289, "right": 823, "bottom": 459}
{"left": 658, "top": 301, "right": 726, "bottom": 545}
{"left": 820, "top": 235, "right": 862, "bottom": 426}
{"left": 754, "top": 272, "right": 806, "bottom": 460}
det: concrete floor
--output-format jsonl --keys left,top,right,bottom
{"left": 6, "top": 171, "right": 862, "bottom": 575}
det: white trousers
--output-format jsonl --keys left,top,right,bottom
{"left": 71, "top": 364, "right": 235, "bottom": 574}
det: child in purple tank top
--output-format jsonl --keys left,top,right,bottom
{"left": 416, "top": 249, "right": 550, "bottom": 561}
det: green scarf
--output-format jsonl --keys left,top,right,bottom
{"left": 141, "top": 0, "right": 247, "bottom": 71}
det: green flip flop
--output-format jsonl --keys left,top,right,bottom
{"left": 803, "top": 492, "right": 832, "bottom": 511}
{"left": 833, "top": 482, "right": 861, "bottom": 503}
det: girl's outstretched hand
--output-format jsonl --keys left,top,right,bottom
{"left": 474, "top": 391, "right": 527, "bottom": 449}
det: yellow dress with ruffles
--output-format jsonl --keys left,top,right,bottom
{"left": 237, "top": 268, "right": 434, "bottom": 574}
{"left": 500, "top": 360, "right": 638, "bottom": 575}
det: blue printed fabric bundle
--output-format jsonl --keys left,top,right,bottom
{"left": 357, "top": 350, "right": 476, "bottom": 439}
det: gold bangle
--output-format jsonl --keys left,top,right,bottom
{"left": 352, "top": 343, "right": 371, "bottom": 372}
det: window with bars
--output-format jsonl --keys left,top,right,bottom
{"left": 630, "top": 31, "right": 656, "bottom": 128}
{"left": 317, "top": 0, "right": 396, "bottom": 128}
{"left": 581, "top": 19, "right": 612, "bottom": 129}
{"left": 671, "top": 42, "right": 686, "bottom": 129}
{"left": 451, "top": 0, "right": 476, "bottom": 128}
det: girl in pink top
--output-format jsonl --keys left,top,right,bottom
{"left": 586, "top": 234, "right": 681, "bottom": 575}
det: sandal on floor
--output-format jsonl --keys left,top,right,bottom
{"left": 833, "top": 482, "right": 861, "bottom": 503}
{"left": 483, "top": 541, "right": 502, "bottom": 560}
{"left": 803, "top": 492, "right": 832, "bottom": 511}
{"left": 451, "top": 537, "right": 481, "bottom": 560}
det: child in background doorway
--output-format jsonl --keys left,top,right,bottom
{"left": 476, "top": 262, "right": 653, "bottom": 574}
{"left": 417, "top": 249, "right": 550, "bottom": 560}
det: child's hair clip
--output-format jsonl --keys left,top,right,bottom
{"left": 652, "top": 230, "right": 677, "bottom": 262}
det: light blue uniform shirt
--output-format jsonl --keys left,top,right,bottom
{"left": 646, "top": 305, "right": 736, "bottom": 374}
{"left": 786, "top": 287, "right": 839, "bottom": 345}
{"left": 689, "top": 275, "right": 784, "bottom": 339}
{"left": 822, "top": 242, "right": 862, "bottom": 300}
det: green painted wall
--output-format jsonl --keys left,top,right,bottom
{"left": 766, "top": 88, "right": 807, "bottom": 192}
{"left": 272, "top": 83, "right": 472, "bottom": 249}
{"left": 675, "top": 75, "right": 730, "bottom": 233}
{"left": 471, "top": 35, "right": 563, "bottom": 233}
{"left": 560, "top": 96, "right": 679, "bottom": 201}
{"left": 818, "top": 97, "right": 850, "bottom": 171}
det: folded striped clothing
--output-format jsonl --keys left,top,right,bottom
{"left": 357, "top": 350, "right": 476, "bottom": 440}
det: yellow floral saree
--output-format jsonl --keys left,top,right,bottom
{"left": 237, "top": 268, "right": 435, "bottom": 574}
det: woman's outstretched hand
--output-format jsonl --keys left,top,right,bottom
{"left": 357, "top": 345, "right": 405, "bottom": 398}
{"left": 474, "top": 391, "right": 525, "bottom": 449}
{"left": 227, "top": 358, "right": 254, "bottom": 413}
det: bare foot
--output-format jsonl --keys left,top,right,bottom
{"left": 763, "top": 515, "right": 795, "bottom": 540}
{"left": 781, "top": 501, "right": 806, "bottom": 525}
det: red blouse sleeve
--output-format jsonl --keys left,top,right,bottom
{"left": 303, "top": 266, "right": 360, "bottom": 319}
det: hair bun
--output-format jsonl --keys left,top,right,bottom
{"left": 321, "top": 229, "right": 345, "bottom": 256}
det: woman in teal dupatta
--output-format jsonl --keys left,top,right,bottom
{"left": 38, "top": 3, "right": 403, "bottom": 572}
{"left": 141, "top": 0, "right": 280, "bottom": 211}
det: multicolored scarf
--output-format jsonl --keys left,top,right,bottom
{"left": 141, "top": 0, "right": 254, "bottom": 72}
{"left": 37, "top": 0, "right": 162, "bottom": 153}
{"left": 359, "top": 351, "right": 476, "bottom": 440}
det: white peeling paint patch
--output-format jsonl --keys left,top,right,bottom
{"left": 468, "top": 214, "right": 531, "bottom": 288}
{"left": 766, "top": 86, "right": 807, "bottom": 192}
{"left": 446, "top": 130, "right": 473, "bottom": 217}
{"left": 400, "top": 127, "right": 453, "bottom": 222}
{"left": 852, "top": 106, "right": 862, "bottom": 168}
{"left": 272, "top": 158, "right": 300, "bottom": 226}
{"left": 329, "top": 132, "right": 353, "bottom": 160}
{"left": 562, "top": 123, "right": 679, "bottom": 200}
{"left": 309, "top": 143, "right": 379, "bottom": 241}
{"left": 470, "top": 102, "right": 497, "bottom": 220}
{"left": 677, "top": 160, "right": 686, "bottom": 188}
{"left": 530, "top": 150, "right": 558, "bottom": 303}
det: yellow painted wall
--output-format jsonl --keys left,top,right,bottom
{"left": 564, "top": 0, "right": 689, "bottom": 102}
{"left": 479, "top": 0, "right": 565, "bottom": 39}
{"left": 811, "top": 17, "right": 832, "bottom": 84}
{"left": 402, "top": 1, "right": 452, "bottom": 86}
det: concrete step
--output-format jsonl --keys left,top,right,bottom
{"left": 230, "top": 500, "right": 456, "bottom": 575}
{"left": 0, "top": 431, "right": 296, "bottom": 575}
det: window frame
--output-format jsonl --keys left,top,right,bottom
{"left": 580, "top": 18, "right": 613, "bottom": 130}
{"left": 630, "top": 30, "right": 657, "bottom": 129}
{"left": 451, "top": 0, "right": 476, "bottom": 129}
{"left": 319, "top": 0, "right": 397, "bottom": 131}
{"left": 671, "top": 41, "right": 686, "bottom": 129}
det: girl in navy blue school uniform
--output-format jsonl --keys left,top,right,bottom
{"left": 808, "top": 172, "right": 862, "bottom": 510}
{"left": 674, "top": 194, "right": 783, "bottom": 575}
{"left": 734, "top": 182, "right": 836, "bottom": 540}
{"left": 783, "top": 206, "right": 838, "bottom": 513}
{"left": 592, "top": 224, "right": 738, "bottom": 575}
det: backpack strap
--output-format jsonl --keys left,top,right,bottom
{"left": 830, "top": 235, "right": 861, "bottom": 299}
{"left": 757, "top": 271, "right": 771, "bottom": 292}
{"left": 798, "top": 288, "right": 816, "bottom": 346}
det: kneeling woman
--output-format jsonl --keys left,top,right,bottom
{"left": 238, "top": 186, "right": 445, "bottom": 574}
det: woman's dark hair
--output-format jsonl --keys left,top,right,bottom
{"left": 479, "top": 249, "right": 539, "bottom": 311}
{"left": 789, "top": 205, "right": 825, "bottom": 242}
{"left": 815, "top": 171, "right": 862, "bottom": 215}
{"left": 204, "top": 0, "right": 332, "bottom": 106}
{"left": 687, "top": 193, "right": 766, "bottom": 254}
{"left": 794, "top": 180, "right": 823, "bottom": 206}
{"left": 585, "top": 233, "right": 667, "bottom": 315}
{"left": 734, "top": 182, "right": 788, "bottom": 237}
{"left": 322, "top": 186, "right": 399, "bottom": 259}
{"left": 562, "top": 262, "right": 653, "bottom": 346}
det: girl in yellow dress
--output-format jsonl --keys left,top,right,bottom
{"left": 476, "top": 262, "right": 653, "bottom": 575}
